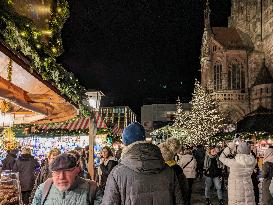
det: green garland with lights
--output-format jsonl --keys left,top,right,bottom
{"left": 211, "top": 131, "right": 273, "bottom": 144}
{"left": 0, "top": 0, "right": 90, "bottom": 116}
{"left": 31, "top": 128, "right": 111, "bottom": 137}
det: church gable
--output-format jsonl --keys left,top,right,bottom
{"left": 210, "top": 39, "right": 224, "bottom": 53}
{"left": 211, "top": 27, "right": 251, "bottom": 50}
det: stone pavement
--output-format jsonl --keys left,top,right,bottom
{"left": 191, "top": 178, "right": 228, "bottom": 205}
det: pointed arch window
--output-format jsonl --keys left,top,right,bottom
{"left": 228, "top": 63, "right": 245, "bottom": 91}
{"left": 214, "top": 63, "right": 222, "bottom": 90}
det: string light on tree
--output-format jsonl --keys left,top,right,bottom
{"left": 186, "top": 80, "right": 225, "bottom": 145}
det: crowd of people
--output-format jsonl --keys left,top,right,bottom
{"left": 1, "top": 122, "right": 273, "bottom": 205}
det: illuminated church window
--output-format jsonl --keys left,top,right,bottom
{"left": 228, "top": 63, "right": 245, "bottom": 90}
{"left": 213, "top": 63, "right": 222, "bottom": 90}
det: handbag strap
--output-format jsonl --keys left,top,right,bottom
{"left": 183, "top": 157, "right": 193, "bottom": 169}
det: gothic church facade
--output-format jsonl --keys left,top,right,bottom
{"left": 201, "top": 0, "right": 273, "bottom": 122}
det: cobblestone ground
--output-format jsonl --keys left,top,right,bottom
{"left": 191, "top": 178, "right": 228, "bottom": 205}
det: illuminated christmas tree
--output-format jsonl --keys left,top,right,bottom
{"left": 171, "top": 97, "right": 190, "bottom": 143}
{"left": 186, "top": 80, "right": 225, "bottom": 145}
{"left": 173, "top": 97, "right": 188, "bottom": 127}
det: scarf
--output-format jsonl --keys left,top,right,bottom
{"left": 166, "top": 160, "right": 176, "bottom": 167}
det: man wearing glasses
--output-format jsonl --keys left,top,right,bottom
{"left": 31, "top": 153, "right": 102, "bottom": 205}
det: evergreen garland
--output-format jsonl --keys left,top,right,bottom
{"left": 0, "top": 0, "right": 90, "bottom": 116}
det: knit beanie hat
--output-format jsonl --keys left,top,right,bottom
{"left": 237, "top": 142, "right": 251, "bottom": 154}
{"left": 158, "top": 143, "right": 174, "bottom": 162}
{"left": 122, "top": 122, "right": 146, "bottom": 146}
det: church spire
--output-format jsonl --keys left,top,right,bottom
{"left": 204, "top": 0, "right": 211, "bottom": 33}
{"left": 201, "top": 0, "right": 212, "bottom": 60}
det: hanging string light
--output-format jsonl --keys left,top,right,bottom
{"left": 0, "top": 58, "right": 14, "bottom": 127}
{"left": 7, "top": 58, "right": 12, "bottom": 82}
{"left": 0, "top": 127, "right": 18, "bottom": 151}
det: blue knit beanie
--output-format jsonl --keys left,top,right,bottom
{"left": 122, "top": 122, "right": 146, "bottom": 146}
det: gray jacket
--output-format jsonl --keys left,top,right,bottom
{"left": 31, "top": 176, "right": 102, "bottom": 205}
{"left": 102, "top": 141, "right": 183, "bottom": 205}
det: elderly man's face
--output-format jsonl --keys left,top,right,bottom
{"left": 52, "top": 167, "right": 79, "bottom": 191}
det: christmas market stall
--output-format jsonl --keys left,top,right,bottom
{"left": 17, "top": 113, "right": 110, "bottom": 166}
{"left": 0, "top": 0, "right": 99, "bottom": 187}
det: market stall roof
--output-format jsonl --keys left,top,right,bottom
{"left": 37, "top": 112, "right": 107, "bottom": 131}
{"left": 0, "top": 40, "right": 78, "bottom": 124}
{"left": 236, "top": 106, "right": 273, "bottom": 133}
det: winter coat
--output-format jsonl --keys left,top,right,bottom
{"left": 31, "top": 176, "right": 102, "bottom": 205}
{"left": 178, "top": 154, "right": 197, "bottom": 178}
{"left": 98, "top": 157, "right": 118, "bottom": 190}
{"left": 193, "top": 148, "right": 205, "bottom": 165}
{"left": 220, "top": 147, "right": 257, "bottom": 205}
{"left": 262, "top": 161, "right": 273, "bottom": 205}
{"left": 13, "top": 154, "right": 39, "bottom": 191}
{"left": 204, "top": 154, "right": 223, "bottom": 178}
{"left": 168, "top": 162, "right": 190, "bottom": 204}
{"left": 2, "top": 153, "right": 17, "bottom": 171}
{"left": 101, "top": 141, "right": 183, "bottom": 205}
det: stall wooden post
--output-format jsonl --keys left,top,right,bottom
{"left": 88, "top": 117, "right": 96, "bottom": 180}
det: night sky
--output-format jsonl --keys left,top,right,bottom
{"left": 58, "top": 0, "right": 231, "bottom": 114}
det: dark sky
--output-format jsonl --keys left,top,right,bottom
{"left": 58, "top": 0, "right": 231, "bottom": 114}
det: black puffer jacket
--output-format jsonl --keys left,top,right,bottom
{"left": 262, "top": 161, "right": 273, "bottom": 205}
{"left": 13, "top": 154, "right": 39, "bottom": 191}
{"left": 99, "top": 157, "right": 118, "bottom": 190}
{"left": 102, "top": 141, "right": 183, "bottom": 205}
{"left": 170, "top": 164, "right": 189, "bottom": 204}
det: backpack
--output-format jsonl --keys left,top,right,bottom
{"left": 41, "top": 178, "right": 99, "bottom": 205}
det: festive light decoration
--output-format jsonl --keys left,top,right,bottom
{"left": 0, "top": 128, "right": 18, "bottom": 151}
{"left": 151, "top": 81, "right": 225, "bottom": 145}
{"left": 7, "top": 58, "right": 12, "bottom": 82}
{"left": 185, "top": 80, "right": 225, "bottom": 145}
{"left": 0, "top": 59, "right": 14, "bottom": 127}
{"left": 173, "top": 97, "right": 189, "bottom": 128}
{"left": 0, "top": 101, "right": 11, "bottom": 113}
{"left": 0, "top": 1, "right": 90, "bottom": 117}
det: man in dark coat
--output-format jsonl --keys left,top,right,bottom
{"left": 13, "top": 147, "right": 39, "bottom": 205}
{"left": 204, "top": 145, "right": 224, "bottom": 205}
{"left": 2, "top": 149, "right": 18, "bottom": 170}
{"left": 193, "top": 145, "right": 205, "bottom": 179}
{"left": 102, "top": 122, "right": 183, "bottom": 205}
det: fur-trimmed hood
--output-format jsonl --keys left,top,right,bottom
{"left": 235, "top": 154, "right": 256, "bottom": 166}
{"left": 121, "top": 141, "right": 165, "bottom": 174}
